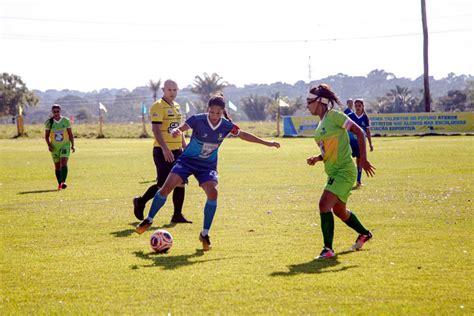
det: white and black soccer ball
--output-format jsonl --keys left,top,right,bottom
{"left": 150, "top": 229, "right": 173, "bottom": 253}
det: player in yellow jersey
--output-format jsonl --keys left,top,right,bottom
{"left": 305, "top": 84, "right": 375, "bottom": 259}
{"left": 133, "top": 80, "right": 191, "bottom": 224}
{"left": 44, "top": 104, "right": 75, "bottom": 190}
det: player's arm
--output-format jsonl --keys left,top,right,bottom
{"left": 181, "top": 133, "right": 187, "bottom": 149}
{"left": 307, "top": 155, "right": 323, "bottom": 165}
{"left": 366, "top": 128, "right": 373, "bottom": 152}
{"left": 152, "top": 123, "right": 174, "bottom": 162}
{"left": 349, "top": 123, "right": 375, "bottom": 177}
{"left": 67, "top": 128, "right": 75, "bottom": 152}
{"left": 366, "top": 118, "right": 373, "bottom": 152}
{"left": 170, "top": 122, "right": 190, "bottom": 138}
{"left": 238, "top": 130, "right": 280, "bottom": 148}
{"left": 44, "top": 129, "right": 53, "bottom": 152}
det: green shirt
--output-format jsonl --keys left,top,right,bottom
{"left": 314, "top": 109, "right": 354, "bottom": 176}
{"left": 45, "top": 117, "right": 71, "bottom": 146}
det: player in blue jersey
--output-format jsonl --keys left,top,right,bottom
{"left": 135, "top": 94, "right": 280, "bottom": 251}
{"left": 343, "top": 98, "right": 353, "bottom": 115}
{"left": 348, "top": 99, "right": 374, "bottom": 188}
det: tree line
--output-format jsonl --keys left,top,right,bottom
{"left": 1, "top": 71, "right": 472, "bottom": 124}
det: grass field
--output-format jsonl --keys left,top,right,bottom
{"left": 1, "top": 136, "right": 473, "bottom": 314}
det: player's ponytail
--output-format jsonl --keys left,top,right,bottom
{"left": 307, "top": 84, "right": 342, "bottom": 110}
{"left": 223, "top": 108, "right": 232, "bottom": 122}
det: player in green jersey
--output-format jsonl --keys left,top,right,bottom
{"left": 306, "top": 84, "right": 375, "bottom": 259}
{"left": 44, "top": 104, "right": 75, "bottom": 190}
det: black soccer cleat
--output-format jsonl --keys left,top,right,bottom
{"left": 171, "top": 213, "right": 192, "bottom": 224}
{"left": 133, "top": 196, "right": 145, "bottom": 221}
{"left": 199, "top": 233, "right": 212, "bottom": 251}
{"left": 135, "top": 218, "right": 152, "bottom": 235}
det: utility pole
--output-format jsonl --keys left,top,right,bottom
{"left": 421, "top": 0, "right": 431, "bottom": 112}
{"left": 308, "top": 56, "right": 312, "bottom": 85}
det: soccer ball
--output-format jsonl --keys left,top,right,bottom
{"left": 150, "top": 229, "right": 173, "bottom": 253}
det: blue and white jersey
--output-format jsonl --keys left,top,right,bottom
{"left": 348, "top": 112, "right": 370, "bottom": 132}
{"left": 343, "top": 108, "right": 353, "bottom": 115}
{"left": 179, "top": 114, "right": 240, "bottom": 168}
{"left": 348, "top": 112, "right": 370, "bottom": 140}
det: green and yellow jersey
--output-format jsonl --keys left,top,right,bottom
{"left": 314, "top": 109, "right": 355, "bottom": 176}
{"left": 150, "top": 98, "right": 183, "bottom": 150}
{"left": 44, "top": 117, "right": 71, "bottom": 147}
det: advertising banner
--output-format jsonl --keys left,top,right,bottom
{"left": 283, "top": 112, "right": 474, "bottom": 136}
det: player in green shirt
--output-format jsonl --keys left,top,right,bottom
{"left": 306, "top": 84, "right": 376, "bottom": 259}
{"left": 44, "top": 104, "right": 75, "bottom": 190}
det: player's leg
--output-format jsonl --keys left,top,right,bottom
{"left": 333, "top": 200, "right": 372, "bottom": 251}
{"left": 54, "top": 161, "right": 61, "bottom": 189}
{"left": 356, "top": 157, "right": 362, "bottom": 186}
{"left": 199, "top": 180, "right": 218, "bottom": 251}
{"left": 196, "top": 169, "right": 219, "bottom": 251}
{"left": 135, "top": 172, "right": 183, "bottom": 234}
{"left": 316, "top": 189, "right": 339, "bottom": 259}
{"left": 170, "top": 149, "right": 191, "bottom": 224}
{"left": 59, "top": 157, "right": 69, "bottom": 189}
{"left": 350, "top": 136, "right": 362, "bottom": 188}
{"left": 51, "top": 148, "right": 61, "bottom": 189}
{"left": 134, "top": 147, "right": 163, "bottom": 219}
{"left": 58, "top": 144, "right": 71, "bottom": 189}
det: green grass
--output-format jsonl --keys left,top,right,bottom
{"left": 0, "top": 121, "right": 277, "bottom": 139}
{"left": 1, "top": 136, "right": 473, "bottom": 314}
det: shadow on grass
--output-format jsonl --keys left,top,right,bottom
{"left": 110, "top": 222, "right": 164, "bottom": 238}
{"left": 18, "top": 189, "right": 58, "bottom": 195}
{"left": 138, "top": 180, "right": 156, "bottom": 184}
{"left": 270, "top": 250, "right": 358, "bottom": 276}
{"left": 132, "top": 249, "right": 236, "bottom": 270}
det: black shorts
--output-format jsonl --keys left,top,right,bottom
{"left": 153, "top": 147, "right": 183, "bottom": 187}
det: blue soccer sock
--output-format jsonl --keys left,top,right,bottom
{"left": 357, "top": 167, "right": 362, "bottom": 183}
{"left": 146, "top": 192, "right": 167, "bottom": 221}
{"left": 202, "top": 199, "right": 217, "bottom": 235}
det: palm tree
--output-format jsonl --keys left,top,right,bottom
{"left": 387, "top": 86, "right": 416, "bottom": 112}
{"left": 377, "top": 86, "right": 421, "bottom": 113}
{"left": 191, "top": 73, "right": 227, "bottom": 104}
{"left": 148, "top": 79, "right": 161, "bottom": 101}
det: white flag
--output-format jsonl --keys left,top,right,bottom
{"left": 228, "top": 100, "right": 237, "bottom": 111}
{"left": 279, "top": 99, "right": 290, "bottom": 107}
{"left": 99, "top": 102, "right": 108, "bottom": 113}
{"left": 185, "top": 102, "right": 190, "bottom": 113}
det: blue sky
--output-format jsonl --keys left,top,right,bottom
{"left": 0, "top": 0, "right": 472, "bottom": 91}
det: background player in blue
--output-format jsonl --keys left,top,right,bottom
{"left": 348, "top": 99, "right": 374, "bottom": 188}
{"left": 343, "top": 98, "right": 354, "bottom": 115}
{"left": 135, "top": 94, "right": 280, "bottom": 251}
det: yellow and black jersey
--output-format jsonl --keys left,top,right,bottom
{"left": 150, "top": 98, "right": 183, "bottom": 150}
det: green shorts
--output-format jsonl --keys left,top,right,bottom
{"left": 51, "top": 143, "right": 71, "bottom": 163}
{"left": 324, "top": 167, "right": 357, "bottom": 204}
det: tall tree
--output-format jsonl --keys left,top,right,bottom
{"left": 421, "top": 0, "right": 431, "bottom": 112}
{"left": 240, "top": 95, "right": 271, "bottom": 121}
{"left": 435, "top": 90, "right": 467, "bottom": 112}
{"left": 191, "top": 73, "right": 227, "bottom": 104}
{"left": 0, "top": 73, "right": 39, "bottom": 116}
{"left": 148, "top": 79, "right": 161, "bottom": 101}
{"left": 267, "top": 95, "right": 304, "bottom": 118}
{"left": 466, "top": 81, "right": 474, "bottom": 111}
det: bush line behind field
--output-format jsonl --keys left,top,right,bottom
{"left": 0, "top": 121, "right": 277, "bottom": 139}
